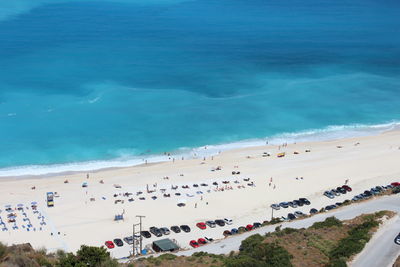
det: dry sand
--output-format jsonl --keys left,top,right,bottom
{"left": 0, "top": 130, "right": 400, "bottom": 258}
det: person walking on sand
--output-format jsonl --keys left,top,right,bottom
{"left": 195, "top": 203, "right": 197, "bottom": 208}
{"left": 273, "top": 184, "right": 276, "bottom": 189}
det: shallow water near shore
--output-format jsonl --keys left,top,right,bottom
{"left": 0, "top": 0, "right": 400, "bottom": 175}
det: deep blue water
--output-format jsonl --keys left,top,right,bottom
{"left": 0, "top": 0, "right": 400, "bottom": 174}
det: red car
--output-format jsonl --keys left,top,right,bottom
{"left": 189, "top": 240, "right": 199, "bottom": 248}
{"left": 105, "top": 241, "right": 114, "bottom": 249}
{"left": 198, "top": 238, "right": 207, "bottom": 245}
{"left": 342, "top": 185, "right": 352, "bottom": 192}
{"left": 196, "top": 222, "right": 206, "bottom": 230}
{"left": 246, "top": 224, "right": 253, "bottom": 231}
{"left": 391, "top": 182, "right": 400, "bottom": 187}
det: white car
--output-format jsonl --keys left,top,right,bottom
{"left": 224, "top": 218, "right": 233, "bottom": 225}
{"left": 294, "top": 211, "right": 306, "bottom": 218}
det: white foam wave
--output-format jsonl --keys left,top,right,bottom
{"left": 0, "top": 121, "right": 399, "bottom": 177}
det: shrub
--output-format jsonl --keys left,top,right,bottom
{"left": 328, "top": 219, "right": 379, "bottom": 263}
{"left": 255, "top": 242, "right": 293, "bottom": 267}
{"left": 311, "top": 217, "right": 342, "bottom": 229}
{"left": 158, "top": 253, "right": 177, "bottom": 260}
{"left": 224, "top": 255, "right": 262, "bottom": 267}
{"left": 239, "top": 234, "right": 264, "bottom": 255}
{"left": 0, "top": 242, "right": 7, "bottom": 260}
{"left": 75, "top": 245, "right": 111, "bottom": 267}
{"left": 270, "top": 218, "right": 282, "bottom": 224}
{"left": 326, "top": 258, "right": 347, "bottom": 267}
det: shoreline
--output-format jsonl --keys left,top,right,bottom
{"left": 1, "top": 120, "right": 399, "bottom": 179}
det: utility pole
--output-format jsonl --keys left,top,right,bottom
{"left": 136, "top": 215, "right": 146, "bottom": 254}
{"left": 132, "top": 222, "right": 140, "bottom": 257}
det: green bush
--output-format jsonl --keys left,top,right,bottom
{"left": 311, "top": 217, "right": 342, "bottom": 229}
{"left": 328, "top": 219, "right": 379, "bottom": 264}
{"left": 158, "top": 253, "right": 177, "bottom": 260}
{"left": 270, "top": 218, "right": 282, "bottom": 224}
{"left": 326, "top": 258, "right": 347, "bottom": 267}
{"left": 224, "top": 255, "right": 262, "bottom": 267}
{"left": 254, "top": 242, "right": 293, "bottom": 267}
{"left": 0, "top": 242, "right": 7, "bottom": 260}
{"left": 239, "top": 234, "right": 264, "bottom": 255}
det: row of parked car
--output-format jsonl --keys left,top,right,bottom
{"left": 105, "top": 183, "right": 398, "bottom": 249}
{"left": 323, "top": 185, "right": 352, "bottom": 198}
{"left": 189, "top": 222, "right": 263, "bottom": 247}
{"left": 270, "top": 197, "right": 311, "bottom": 210}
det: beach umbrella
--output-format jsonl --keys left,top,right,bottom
{"left": 17, "top": 204, "right": 24, "bottom": 207}
{"left": 5, "top": 205, "right": 11, "bottom": 208}
{"left": 31, "top": 201, "right": 37, "bottom": 205}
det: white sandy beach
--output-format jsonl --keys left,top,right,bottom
{"left": 0, "top": 130, "right": 399, "bottom": 258}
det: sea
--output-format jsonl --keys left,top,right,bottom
{"left": 0, "top": 0, "right": 399, "bottom": 176}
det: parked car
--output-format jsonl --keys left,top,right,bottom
{"left": 171, "top": 226, "right": 181, "bottom": 233}
{"left": 196, "top": 222, "right": 207, "bottom": 230}
{"left": 215, "top": 219, "right": 226, "bottom": 227}
{"left": 105, "top": 241, "right": 114, "bottom": 249}
{"left": 288, "top": 201, "right": 297, "bottom": 208}
{"left": 337, "top": 187, "right": 347, "bottom": 194}
{"left": 364, "top": 190, "right": 372, "bottom": 197}
{"left": 198, "top": 238, "right": 207, "bottom": 245}
{"left": 279, "top": 202, "right": 289, "bottom": 208}
{"left": 299, "top": 198, "right": 311, "bottom": 205}
{"left": 335, "top": 202, "right": 343, "bottom": 206}
{"left": 271, "top": 204, "right": 281, "bottom": 210}
{"left": 331, "top": 189, "right": 340, "bottom": 196}
{"left": 287, "top": 213, "right": 296, "bottom": 220}
{"left": 309, "top": 208, "right": 318, "bottom": 214}
{"left": 180, "top": 225, "right": 191, "bottom": 233}
{"left": 141, "top": 231, "right": 151, "bottom": 238}
{"left": 113, "top": 238, "right": 123, "bottom": 247}
{"left": 160, "top": 227, "right": 170, "bottom": 235}
{"left": 324, "top": 191, "right": 335, "bottom": 199}
{"left": 149, "top": 227, "right": 162, "bottom": 237}
{"left": 231, "top": 228, "right": 239, "bottom": 234}
{"left": 203, "top": 237, "right": 213, "bottom": 243}
{"left": 325, "top": 205, "right": 337, "bottom": 211}
{"left": 280, "top": 216, "right": 289, "bottom": 222}
{"left": 342, "top": 185, "right": 352, "bottom": 192}
{"left": 246, "top": 224, "right": 253, "bottom": 231}
{"left": 395, "top": 233, "right": 400, "bottom": 245}
{"left": 206, "top": 220, "right": 216, "bottom": 228}
{"left": 123, "top": 236, "right": 134, "bottom": 245}
{"left": 224, "top": 218, "right": 233, "bottom": 225}
{"left": 189, "top": 240, "right": 199, "bottom": 248}
{"left": 391, "top": 182, "right": 400, "bottom": 187}
{"left": 223, "top": 230, "right": 232, "bottom": 236}
{"left": 293, "top": 200, "right": 303, "bottom": 207}
{"left": 253, "top": 222, "right": 262, "bottom": 228}
{"left": 294, "top": 211, "right": 305, "bottom": 217}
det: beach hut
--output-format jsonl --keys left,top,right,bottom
{"left": 152, "top": 239, "right": 179, "bottom": 252}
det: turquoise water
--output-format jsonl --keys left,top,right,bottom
{"left": 0, "top": 0, "right": 400, "bottom": 175}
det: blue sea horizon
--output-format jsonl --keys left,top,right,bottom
{"left": 0, "top": 0, "right": 399, "bottom": 175}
